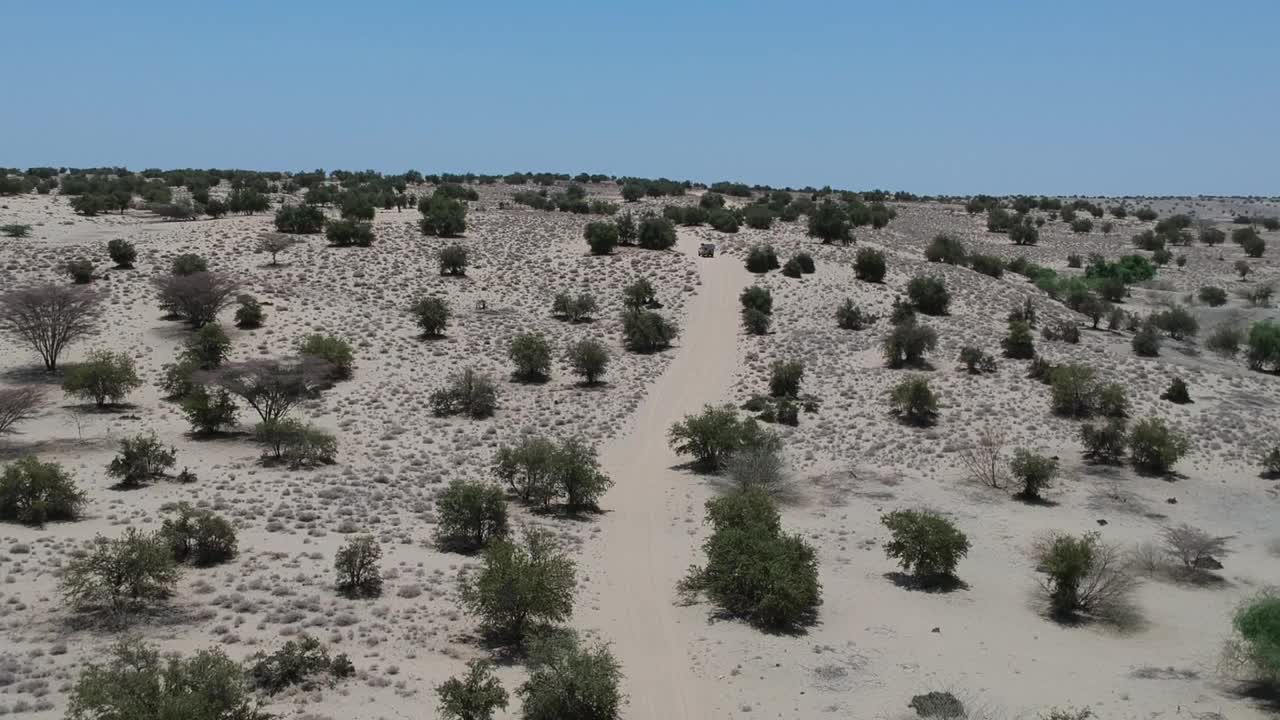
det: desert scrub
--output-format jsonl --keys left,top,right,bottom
{"left": 0, "top": 456, "right": 85, "bottom": 526}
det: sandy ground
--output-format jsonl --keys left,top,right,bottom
{"left": 0, "top": 184, "right": 1279, "bottom": 719}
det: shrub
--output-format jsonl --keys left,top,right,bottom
{"left": 668, "top": 405, "right": 778, "bottom": 470}
{"left": 707, "top": 208, "right": 740, "bottom": 233}
{"left": 158, "top": 502, "right": 236, "bottom": 566}
{"left": 106, "top": 238, "right": 137, "bottom": 268}
{"left": 235, "top": 295, "right": 265, "bottom": 328}
{"left": 968, "top": 254, "right": 1004, "bottom": 278}
{"left": 335, "top": 535, "right": 382, "bottom": 597}
{"left": 744, "top": 205, "right": 774, "bottom": 229}
{"left": 430, "top": 368, "right": 498, "bottom": 419}
{"left": 888, "top": 375, "right": 937, "bottom": 426}
{"left": 739, "top": 285, "right": 773, "bottom": 315}
{"left": 681, "top": 486, "right": 820, "bottom": 628}
{"left": 68, "top": 639, "right": 267, "bottom": 720}
{"left": 883, "top": 320, "right": 938, "bottom": 368}
{"left": 1199, "top": 286, "right": 1228, "bottom": 306}
{"left": 808, "top": 201, "right": 851, "bottom": 244}
{"left": 518, "top": 632, "right": 623, "bottom": 720}
{"left": 1080, "top": 418, "right": 1127, "bottom": 464}
{"left": 460, "top": 528, "right": 576, "bottom": 644}
{"left": 324, "top": 219, "right": 374, "bottom": 247}
{"left": 435, "top": 480, "right": 508, "bottom": 553}
{"left": 1236, "top": 260, "right": 1252, "bottom": 280}
{"left": 1127, "top": 418, "right": 1189, "bottom": 474}
{"left": 106, "top": 432, "right": 176, "bottom": 487}
{"left": 637, "top": 215, "right": 677, "bottom": 250}
{"left": 61, "top": 527, "right": 178, "bottom": 613}
{"left": 780, "top": 256, "right": 804, "bottom": 278}
{"left": 794, "top": 252, "right": 816, "bottom": 273}
{"left": 925, "top": 234, "right": 966, "bottom": 265}
{"left": 1033, "top": 531, "right": 1136, "bottom": 619}
{"left": 299, "top": 334, "right": 355, "bottom": 381}
{"left": 891, "top": 297, "right": 917, "bottom": 326}
{"left": 854, "top": 247, "right": 886, "bottom": 282}
{"left": 1151, "top": 305, "right": 1198, "bottom": 340}
{"left": 551, "top": 292, "right": 597, "bottom": 323}
{"left": 622, "top": 277, "right": 658, "bottom": 310}
{"left": 258, "top": 232, "right": 299, "bottom": 265}
{"left": 881, "top": 509, "right": 970, "bottom": 582}
{"left": 438, "top": 243, "right": 469, "bottom": 276}
{"left": 0, "top": 456, "right": 84, "bottom": 526}
{"left": 437, "top": 660, "right": 509, "bottom": 720}
{"left": 1095, "top": 382, "right": 1129, "bottom": 418}
{"left": 1160, "top": 523, "right": 1231, "bottom": 575}
{"left": 724, "top": 443, "right": 788, "bottom": 496}
{"left": 768, "top": 360, "right": 804, "bottom": 398}
{"left": 959, "top": 346, "right": 996, "bottom": 374}
{"left": 741, "top": 307, "right": 771, "bottom": 335}
{"left": 184, "top": 322, "right": 232, "bottom": 369}
{"left": 248, "top": 635, "right": 354, "bottom": 694}
{"left": 64, "top": 261, "right": 92, "bottom": 285}
{"left": 1049, "top": 363, "right": 1097, "bottom": 417}
{"left": 254, "top": 418, "right": 337, "bottom": 467}
{"left": 566, "top": 338, "right": 609, "bottom": 384}
{"left": 1041, "top": 320, "right": 1080, "bottom": 344}
{"left": 1, "top": 223, "right": 32, "bottom": 239}
{"left": 274, "top": 204, "right": 325, "bottom": 234}
{"left": 909, "top": 691, "right": 965, "bottom": 719}
{"left": 509, "top": 333, "right": 552, "bottom": 381}
{"left": 583, "top": 221, "right": 618, "bottom": 255}
{"left": 411, "top": 295, "right": 450, "bottom": 337}
{"left": 154, "top": 271, "right": 241, "bottom": 328}
{"left": 1009, "top": 219, "right": 1039, "bottom": 245}
{"left": 1230, "top": 591, "right": 1280, "bottom": 683}
{"left": 1207, "top": 323, "right": 1243, "bottom": 358}
{"left": 419, "top": 194, "right": 468, "bottom": 237}
{"left": 745, "top": 244, "right": 780, "bottom": 273}
{"left": 62, "top": 350, "right": 141, "bottom": 407}
{"left": 836, "top": 299, "right": 876, "bottom": 330}
{"left": 207, "top": 356, "right": 326, "bottom": 424}
{"left": 1131, "top": 323, "right": 1163, "bottom": 357}
{"left": 1002, "top": 320, "right": 1036, "bottom": 359}
{"left": 1247, "top": 319, "right": 1280, "bottom": 372}
{"left": 1199, "top": 227, "right": 1226, "bottom": 246}
{"left": 1010, "top": 449, "right": 1057, "bottom": 501}
{"left": 1161, "top": 377, "right": 1191, "bottom": 404}
{"left": 907, "top": 276, "right": 950, "bottom": 315}
{"left": 180, "top": 385, "right": 239, "bottom": 434}
{"left": 621, "top": 309, "right": 677, "bottom": 353}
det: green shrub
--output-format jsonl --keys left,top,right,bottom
{"left": 1009, "top": 219, "right": 1039, "bottom": 245}
{"left": 888, "top": 375, "right": 937, "bottom": 426}
{"left": 584, "top": 221, "right": 618, "bottom": 255}
{"left": 1000, "top": 320, "right": 1036, "bottom": 359}
{"left": 431, "top": 368, "right": 498, "bottom": 419}
{"left": 62, "top": 350, "right": 141, "bottom": 407}
{"left": 438, "top": 243, "right": 469, "bottom": 276}
{"left": 907, "top": 276, "right": 950, "bottom": 315}
{"left": 1207, "top": 323, "right": 1243, "bottom": 358}
{"left": 299, "top": 333, "right": 355, "bottom": 380}
{"left": 0, "top": 224, "right": 32, "bottom": 239}
{"left": 1161, "top": 378, "right": 1191, "bottom": 404}
{"left": 637, "top": 214, "right": 677, "bottom": 250}
{"left": 1131, "top": 324, "right": 1162, "bottom": 357}
{"left": 1034, "top": 532, "right": 1135, "bottom": 620}
{"left": 909, "top": 691, "right": 965, "bottom": 719}
{"left": 622, "top": 277, "right": 657, "bottom": 310}
{"left": 744, "top": 205, "right": 774, "bottom": 229}
{"left": 494, "top": 436, "right": 612, "bottom": 511}
{"left": 61, "top": 258, "right": 93, "bottom": 284}
{"left": 1010, "top": 449, "right": 1057, "bottom": 501}
{"left": 180, "top": 385, "right": 239, "bottom": 434}
{"left": 335, "top": 535, "right": 382, "bottom": 597}
{"left": 780, "top": 256, "right": 803, "bottom": 278}
{"left": 325, "top": 219, "right": 374, "bottom": 247}
{"left": 434, "top": 480, "right": 508, "bottom": 553}
{"left": 518, "top": 632, "right": 623, "bottom": 720}
{"left": 106, "top": 239, "right": 137, "bottom": 269}
{"left": 185, "top": 322, "right": 232, "bottom": 369}
{"left": 106, "top": 432, "right": 176, "bottom": 487}
{"left": 1080, "top": 418, "right": 1127, "bottom": 464}
{"left": 552, "top": 292, "right": 597, "bottom": 322}
{"left": 836, "top": 299, "right": 876, "bottom": 330}
{"left": 1048, "top": 363, "right": 1097, "bottom": 417}
{"left": 794, "top": 252, "right": 816, "bottom": 273}
{"left": 768, "top": 360, "right": 804, "bottom": 398}
{"left": 235, "top": 295, "right": 265, "bottom": 328}
{"left": 437, "top": 660, "right": 509, "bottom": 720}
{"left": 412, "top": 295, "right": 450, "bottom": 337}
{"left": 1247, "top": 319, "right": 1280, "bottom": 372}
{"left": 158, "top": 502, "right": 237, "bottom": 566}
{"left": 1150, "top": 305, "right": 1198, "bottom": 339}
{"left": 925, "top": 234, "right": 966, "bottom": 265}
{"left": 460, "top": 528, "right": 576, "bottom": 644}
{"left": 509, "top": 333, "right": 552, "bottom": 381}
{"left": 0, "top": 456, "right": 84, "bottom": 526}
{"left": 274, "top": 204, "right": 325, "bottom": 234}
{"left": 881, "top": 509, "right": 970, "bottom": 582}
{"left": 566, "top": 337, "right": 609, "bottom": 384}
{"left": 254, "top": 418, "right": 337, "bottom": 467}
{"left": 69, "top": 639, "right": 267, "bottom": 720}
{"left": 1198, "top": 286, "right": 1228, "bottom": 307}
{"left": 680, "top": 486, "right": 820, "bottom": 628}
{"left": 621, "top": 309, "right": 677, "bottom": 352}
{"left": 419, "top": 194, "right": 468, "bottom": 237}
{"left": 740, "top": 286, "right": 773, "bottom": 315}
{"left": 60, "top": 527, "right": 178, "bottom": 612}
{"left": 248, "top": 635, "right": 354, "bottom": 694}
{"left": 959, "top": 346, "right": 997, "bottom": 374}
{"left": 808, "top": 201, "right": 851, "bottom": 244}
{"left": 742, "top": 307, "right": 771, "bottom": 335}
{"left": 1095, "top": 382, "right": 1129, "bottom": 418}
{"left": 707, "top": 208, "right": 740, "bottom": 233}
{"left": 969, "top": 254, "right": 1004, "bottom": 278}
{"left": 668, "top": 405, "right": 778, "bottom": 471}
{"left": 883, "top": 320, "right": 938, "bottom": 368}
{"left": 1199, "top": 227, "right": 1226, "bottom": 246}
{"left": 1127, "top": 418, "right": 1189, "bottom": 474}
{"left": 1230, "top": 591, "right": 1280, "bottom": 684}
{"left": 854, "top": 247, "right": 886, "bottom": 282}
{"left": 745, "top": 244, "right": 780, "bottom": 273}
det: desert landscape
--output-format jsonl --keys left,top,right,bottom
{"left": 0, "top": 168, "right": 1278, "bottom": 720}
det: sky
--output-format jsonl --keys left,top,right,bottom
{"left": 3, "top": 1, "right": 1277, "bottom": 196}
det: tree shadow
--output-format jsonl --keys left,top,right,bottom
{"left": 0, "top": 365, "right": 60, "bottom": 385}
{"left": 1228, "top": 680, "right": 1280, "bottom": 715}
{"left": 884, "top": 572, "right": 969, "bottom": 594}
{"left": 1013, "top": 492, "right": 1059, "bottom": 507}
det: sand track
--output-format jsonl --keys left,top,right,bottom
{"left": 583, "top": 231, "right": 747, "bottom": 719}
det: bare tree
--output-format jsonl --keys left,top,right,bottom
{"left": 154, "top": 271, "right": 240, "bottom": 327}
{"left": 1161, "top": 524, "right": 1232, "bottom": 572}
{"left": 203, "top": 357, "right": 326, "bottom": 424}
{"left": 959, "top": 425, "right": 1007, "bottom": 489}
{"left": 0, "top": 387, "right": 44, "bottom": 434}
{"left": 0, "top": 283, "right": 103, "bottom": 371}
{"left": 258, "top": 233, "right": 300, "bottom": 266}
{"left": 725, "top": 444, "right": 789, "bottom": 497}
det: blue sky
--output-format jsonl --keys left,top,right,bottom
{"left": 4, "top": 1, "right": 1276, "bottom": 195}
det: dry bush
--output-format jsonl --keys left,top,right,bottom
{"left": 0, "top": 387, "right": 43, "bottom": 434}
{"left": 1161, "top": 524, "right": 1231, "bottom": 574}
{"left": 959, "top": 426, "right": 1007, "bottom": 489}
{"left": 154, "top": 271, "right": 241, "bottom": 327}
{"left": 1033, "top": 531, "right": 1140, "bottom": 624}
{"left": 204, "top": 357, "right": 327, "bottom": 423}
{"left": 0, "top": 283, "right": 104, "bottom": 370}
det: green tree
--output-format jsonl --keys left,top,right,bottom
{"left": 583, "top": 221, "right": 618, "bottom": 255}
{"left": 106, "top": 432, "right": 177, "bottom": 487}
{"left": 419, "top": 194, "right": 468, "bottom": 237}
{"left": 60, "top": 527, "right": 179, "bottom": 613}
{"left": 412, "top": 295, "right": 450, "bottom": 337}
{"left": 437, "top": 660, "right": 509, "bottom": 720}
{"left": 668, "top": 405, "right": 778, "bottom": 470}
{"left": 62, "top": 350, "right": 142, "bottom": 407}
{"left": 518, "top": 633, "right": 623, "bottom": 720}
{"left": 881, "top": 509, "right": 970, "bottom": 583}
{"left": 158, "top": 502, "right": 237, "bottom": 566}
{"left": 435, "top": 480, "right": 508, "bottom": 553}
{"left": 335, "top": 535, "right": 382, "bottom": 597}
{"left": 107, "top": 238, "right": 137, "bottom": 268}
{"left": 1127, "top": 418, "right": 1189, "bottom": 474}
{"left": 888, "top": 375, "right": 937, "bottom": 426}
{"left": 1230, "top": 591, "right": 1280, "bottom": 683}
{"left": 854, "top": 247, "right": 887, "bottom": 282}
{"left": 907, "top": 276, "right": 950, "bottom": 315}
{"left": 0, "top": 456, "right": 85, "bottom": 526}
{"left": 1010, "top": 449, "right": 1058, "bottom": 501}
{"left": 459, "top": 528, "right": 576, "bottom": 645}
{"left": 438, "top": 243, "right": 469, "bottom": 276}
{"left": 510, "top": 333, "right": 552, "bottom": 381}
{"left": 566, "top": 337, "right": 609, "bottom": 384}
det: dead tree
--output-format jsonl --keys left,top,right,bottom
{"left": 0, "top": 387, "right": 44, "bottom": 434}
